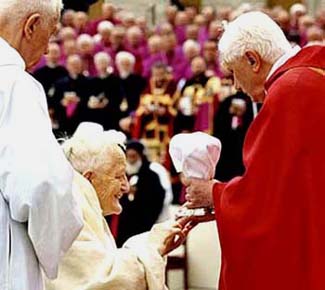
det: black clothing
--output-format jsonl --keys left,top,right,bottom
{"left": 83, "top": 74, "right": 123, "bottom": 130}
{"left": 63, "top": 0, "right": 99, "bottom": 12}
{"left": 213, "top": 92, "right": 254, "bottom": 182}
{"left": 33, "top": 65, "right": 68, "bottom": 97}
{"left": 175, "top": 73, "right": 210, "bottom": 133}
{"left": 115, "top": 162, "right": 165, "bottom": 247}
{"left": 51, "top": 74, "right": 91, "bottom": 135}
{"left": 118, "top": 74, "right": 147, "bottom": 116}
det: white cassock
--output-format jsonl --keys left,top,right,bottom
{"left": 0, "top": 37, "right": 83, "bottom": 290}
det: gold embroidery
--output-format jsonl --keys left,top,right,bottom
{"left": 309, "top": 67, "right": 325, "bottom": 76}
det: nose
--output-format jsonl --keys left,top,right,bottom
{"left": 120, "top": 174, "right": 130, "bottom": 194}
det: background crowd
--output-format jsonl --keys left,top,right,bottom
{"left": 31, "top": 0, "right": 325, "bottom": 243}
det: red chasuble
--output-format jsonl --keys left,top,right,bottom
{"left": 213, "top": 46, "right": 325, "bottom": 290}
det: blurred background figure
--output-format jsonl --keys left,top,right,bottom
{"left": 115, "top": 140, "right": 166, "bottom": 247}
{"left": 84, "top": 52, "right": 123, "bottom": 130}
{"left": 76, "top": 33, "right": 96, "bottom": 76}
{"left": 115, "top": 51, "right": 146, "bottom": 118}
{"left": 34, "top": 43, "right": 68, "bottom": 99}
{"left": 50, "top": 54, "right": 90, "bottom": 135}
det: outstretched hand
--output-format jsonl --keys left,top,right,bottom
{"left": 149, "top": 217, "right": 197, "bottom": 256}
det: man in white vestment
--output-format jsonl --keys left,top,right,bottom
{"left": 0, "top": 1, "right": 83, "bottom": 290}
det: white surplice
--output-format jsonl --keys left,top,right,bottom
{"left": 0, "top": 37, "right": 83, "bottom": 290}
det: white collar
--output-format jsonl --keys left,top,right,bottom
{"left": 266, "top": 45, "right": 301, "bottom": 81}
{"left": 0, "top": 37, "right": 26, "bottom": 70}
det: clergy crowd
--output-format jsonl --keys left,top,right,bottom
{"left": 1, "top": 0, "right": 325, "bottom": 290}
{"left": 31, "top": 1, "right": 325, "bottom": 194}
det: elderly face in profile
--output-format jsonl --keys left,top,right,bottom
{"left": 84, "top": 144, "right": 129, "bottom": 216}
{"left": 63, "top": 126, "right": 130, "bottom": 216}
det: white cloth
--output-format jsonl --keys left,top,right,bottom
{"left": 150, "top": 162, "right": 173, "bottom": 222}
{"left": 0, "top": 37, "right": 83, "bottom": 290}
{"left": 46, "top": 172, "right": 167, "bottom": 290}
{"left": 169, "top": 132, "right": 222, "bottom": 179}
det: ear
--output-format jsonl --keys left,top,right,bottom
{"left": 244, "top": 50, "right": 261, "bottom": 73}
{"left": 24, "top": 13, "right": 41, "bottom": 40}
{"left": 83, "top": 171, "right": 94, "bottom": 181}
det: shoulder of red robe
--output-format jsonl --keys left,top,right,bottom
{"left": 265, "top": 45, "right": 325, "bottom": 91}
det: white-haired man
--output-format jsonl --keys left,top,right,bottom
{"left": 115, "top": 51, "right": 146, "bottom": 116}
{"left": 76, "top": 33, "right": 96, "bottom": 76}
{"left": 184, "top": 11, "right": 325, "bottom": 290}
{"left": 0, "top": 1, "right": 83, "bottom": 290}
{"left": 84, "top": 52, "right": 122, "bottom": 130}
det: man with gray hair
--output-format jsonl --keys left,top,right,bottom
{"left": 116, "top": 51, "right": 146, "bottom": 116}
{"left": 0, "top": 1, "right": 83, "bottom": 290}
{"left": 184, "top": 11, "right": 325, "bottom": 290}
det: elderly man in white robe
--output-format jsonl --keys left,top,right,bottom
{"left": 0, "top": 1, "right": 83, "bottom": 290}
{"left": 46, "top": 123, "right": 193, "bottom": 290}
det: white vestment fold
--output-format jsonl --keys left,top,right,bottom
{"left": 0, "top": 37, "right": 83, "bottom": 290}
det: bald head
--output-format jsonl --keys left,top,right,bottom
{"left": 67, "top": 54, "right": 83, "bottom": 77}
{"left": 191, "top": 56, "right": 207, "bottom": 76}
{"left": 46, "top": 42, "right": 61, "bottom": 65}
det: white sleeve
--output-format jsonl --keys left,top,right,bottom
{"left": 123, "top": 232, "right": 167, "bottom": 290}
{"left": 0, "top": 77, "right": 83, "bottom": 279}
{"left": 46, "top": 228, "right": 166, "bottom": 290}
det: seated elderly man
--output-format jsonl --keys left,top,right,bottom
{"left": 46, "top": 122, "right": 191, "bottom": 290}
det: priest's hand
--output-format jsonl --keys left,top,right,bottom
{"left": 183, "top": 178, "right": 216, "bottom": 209}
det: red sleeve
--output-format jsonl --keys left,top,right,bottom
{"left": 212, "top": 181, "right": 227, "bottom": 218}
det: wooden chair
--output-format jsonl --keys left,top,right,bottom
{"left": 166, "top": 232, "right": 188, "bottom": 290}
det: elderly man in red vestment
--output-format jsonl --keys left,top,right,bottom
{"left": 184, "top": 11, "right": 325, "bottom": 290}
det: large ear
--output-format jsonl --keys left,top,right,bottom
{"left": 24, "top": 13, "right": 41, "bottom": 40}
{"left": 244, "top": 50, "right": 261, "bottom": 73}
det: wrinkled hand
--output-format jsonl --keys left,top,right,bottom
{"left": 181, "top": 211, "right": 215, "bottom": 225}
{"left": 183, "top": 178, "right": 216, "bottom": 209}
{"left": 149, "top": 218, "right": 196, "bottom": 256}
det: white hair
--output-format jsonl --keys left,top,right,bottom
{"left": 94, "top": 51, "right": 111, "bottom": 65}
{"left": 182, "top": 39, "right": 201, "bottom": 54}
{"left": 115, "top": 51, "right": 136, "bottom": 66}
{"left": 148, "top": 35, "right": 162, "bottom": 47}
{"left": 218, "top": 11, "right": 292, "bottom": 69}
{"left": 77, "top": 34, "right": 94, "bottom": 46}
{"left": 62, "top": 122, "right": 126, "bottom": 174}
{"left": 0, "top": 0, "right": 63, "bottom": 25}
{"left": 126, "top": 25, "right": 143, "bottom": 37}
{"left": 97, "top": 20, "right": 114, "bottom": 33}
{"left": 290, "top": 3, "right": 307, "bottom": 16}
